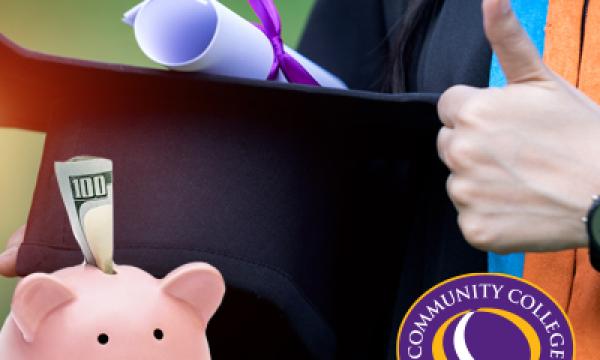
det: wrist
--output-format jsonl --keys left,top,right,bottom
{"left": 568, "top": 196, "right": 592, "bottom": 249}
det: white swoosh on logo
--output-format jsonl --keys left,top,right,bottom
{"left": 453, "top": 311, "right": 476, "bottom": 360}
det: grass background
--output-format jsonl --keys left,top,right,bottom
{"left": 0, "top": 0, "right": 315, "bottom": 323}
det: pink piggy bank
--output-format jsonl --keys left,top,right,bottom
{"left": 0, "top": 262, "right": 225, "bottom": 360}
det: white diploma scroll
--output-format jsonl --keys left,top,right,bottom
{"left": 124, "top": 0, "right": 347, "bottom": 89}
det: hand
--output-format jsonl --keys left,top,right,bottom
{"left": 437, "top": 0, "right": 600, "bottom": 253}
{"left": 0, "top": 225, "right": 25, "bottom": 277}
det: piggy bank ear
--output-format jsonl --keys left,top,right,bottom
{"left": 161, "top": 263, "right": 225, "bottom": 326}
{"left": 12, "top": 274, "right": 75, "bottom": 342}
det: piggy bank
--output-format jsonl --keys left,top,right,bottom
{"left": 0, "top": 262, "right": 225, "bottom": 359}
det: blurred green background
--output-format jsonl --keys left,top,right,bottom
{"left": 0, "top": 0, "right": 314, "bottom": 323}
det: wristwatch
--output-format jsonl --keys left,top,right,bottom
{"left": 585, "top": 195, "right": 600, "bottom": 272}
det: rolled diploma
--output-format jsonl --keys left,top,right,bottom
{"left": 125, "top": 0, "right": 347, "bottom": 89}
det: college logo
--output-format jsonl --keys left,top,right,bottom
{"left": 396, "top": 274, "right": 574, "bottom": 360}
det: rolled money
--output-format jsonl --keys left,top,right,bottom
{"left": 55, "top": 157, "right": 115, "bottom": 274}
{"left": 123, "top": 0, "right": 347, "bottom": 89}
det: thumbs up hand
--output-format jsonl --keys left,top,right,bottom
{"left": 437, "top": 0, "right": 600, "bottom": 253}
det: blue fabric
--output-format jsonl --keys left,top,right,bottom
{"left": 487, "top": 0, "right": 549, "bottom": 277}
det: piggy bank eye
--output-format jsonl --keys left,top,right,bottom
{"left": 154, "top": 328, "right": 164, "bottom": 340}
{"left": 98, "top": 333, "right": 109, "bottom": 345}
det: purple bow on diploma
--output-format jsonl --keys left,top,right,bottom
{"left": 248, "top": 0, "right": 320, "bottom": 86}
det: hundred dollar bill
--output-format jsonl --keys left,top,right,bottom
{"left": 55, "top": 157, "right": 115, "bottom": 274}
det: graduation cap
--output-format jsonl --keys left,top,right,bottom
{"left": 0, "top": 35, "right": 474, "bottom": 359}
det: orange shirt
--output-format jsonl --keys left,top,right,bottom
{"left": 524, "top": 1, "right": 600, "bottom": 358}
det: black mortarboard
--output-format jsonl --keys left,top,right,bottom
{"left": 1, "top": 35, "right": 446, "bottom": 359}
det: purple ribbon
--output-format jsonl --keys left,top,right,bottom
{"left": 248, "top": 0, "right": 320, "bottom": 86}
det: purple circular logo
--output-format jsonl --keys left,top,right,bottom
{"left": 396, "top": 274, "right": 574, "bottom": 360}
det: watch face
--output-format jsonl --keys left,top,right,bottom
{"left": 590, "top": 203, "right": 600, "bottom": 248}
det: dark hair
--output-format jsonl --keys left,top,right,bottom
{"left": 385, "top": 0, "right": 440, "bottom": 93}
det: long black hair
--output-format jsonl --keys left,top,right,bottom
{"left": 385, "top": 0, "right": 441, "bottom": 92}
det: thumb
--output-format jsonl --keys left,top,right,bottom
{"left": 483, "top": 0, "right": 549, "bottom": 83}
